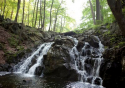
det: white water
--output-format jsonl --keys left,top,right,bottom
{"left": 13, "top": 36, "right": 104, "bottom": 87}
{"left": 17, "top": 42, "right": 53, "bottom": 75}
{"left": 28, "top": 43, "right": 53, "bottom": 75}
{"left": 69, "top": 36, "right": 104, "bottom": 86}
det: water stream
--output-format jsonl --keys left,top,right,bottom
{"left": 0, "top": 36, "right": 104, "bottom": 88}
{"left": 68, "top": 36, "right": 104, "bottom": 87}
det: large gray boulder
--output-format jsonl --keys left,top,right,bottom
{"left": 43, "top": 38, "right": 79, "bottom": 81}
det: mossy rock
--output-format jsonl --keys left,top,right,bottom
{"left": 8, "top": 36, "right": 19, "bottom": 47}
{"left": 118, "top": 42, "right": 125, "bottom": 47}
{"left": 5, "top": 49, "right": 25, "bottom": 64}
{"left": 0, "top": 43, "right": 4, "bottom": 50}
{"left": 5, "top": 51, "right": 17, "bottom": 64}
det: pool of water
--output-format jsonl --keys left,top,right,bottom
{"left": 0, "top": 72, "right": 104, "bottom": 88}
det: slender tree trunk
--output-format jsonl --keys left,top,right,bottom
{"left": 49, "top": 0, "right": 54, "bottom": 31}
{"left": 42, "top": 0, "right": 46, "bottom": 31}
{"left": 15, "top": 0, "right": 21, "bottom": 22}
{"left": 89, "top": 0, "right": 96, "bottom": 25}
{"left": 10, "top": 0, "right": 15, "bottom": 19}
{"left": 5, "top": 9, "right": 9, "bottom": 18}
{"left": 32, "top": 0, "right": 37, "bottom": 27}
{"left": 3, "top": 0, "right": 6, "bottom": 16}
{"left": 28, "top": 0, "right": 30, "bottom": 26}
{"left": 40, "top": 0, "right": 43, "bottom": 28}
{"left": 34, "top": 0, "right": 39, "bottom": 27}
{"left": 1, "top": 2, "right": 3, "bottom": 15}
{"left": 53, "top": 0, "right": 63, "bottom": 31}
{"left": 107, "top": 0, "right": 125, "bottom": 36}
{"left": 60, "top": 16, "right": 63, "bottom": 32}
{"left": 100, "top": 4, "right": 103, "bottom": 21}
{"left": 63, "top": 16, "right": 65, "bottom": 32}
{"left": 96, "top": 0, "right": 101, "bottom": 24}
{"left": 22, "top": 0, "right": 25, "bottom": 24}
{"left": 10, "top": 8, "right": 14, "bottom": 19}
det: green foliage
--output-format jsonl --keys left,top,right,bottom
{"left": 0, "top": 0, "right": 75, "bottom": 33}
{"left": 75, "top": 0, "right": 115, "bottom": 32}
{"left": 103, "top": 30, "right": 111, "bottom": 36}
{"left": 106, "top": 24, "right": 110, "bottom": 29}
{"left": 118, "top": 42, "right": 125, "bottom": 47}
{"left": 122, "top": 7, "right": 125, "bottom": 16}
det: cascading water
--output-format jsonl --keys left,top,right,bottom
{"left": 69, "top": 36, "right": 104, "bottom": 87}
{"left": 15, "top": 42, "right": 53, "bottom": 75}
{"left": 12, "top": 36, "right": 104, "bottom": 88}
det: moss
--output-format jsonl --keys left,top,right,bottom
{"left": 114, "top": 45, "right": 119, "bottom": 49}
{"left": 5, "top": 51, "right": 17, "bottom": 63}
{"left": 103, "top": 30, "right": 111, "bottom": 36}
{"left": 122, "top": 7, "right": 125, "bottom": 16}
{"left": 8, "top": 36, "right": 19, "bottom": 47}
{"left": 96, "top": 30, "right": 101, "bottom": 34}
{"left": 0, "top": 43, "right": 4, "bottom": 50}
{"left": 118, "top": 42, "right": 125, "bottom": 47}
{"left": 16, "top": 46, "right": 24, "bottom": 51}
{"left": 106, "top": 24, "right": 110, "bottom": 29}
{"left": 110, "top": 37, "right": 116, "bottom": 43}
{"left": 5, "top": 49, "right": 25, "bottom": 64}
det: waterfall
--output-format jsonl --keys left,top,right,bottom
{"left": 16, "top": 42, "right": 53, "bottom": 75}
{"left": 69, "top": 36, "right": 104, "bottom": 86}
{"left": 13, "top": 35, "right": 104, "bottom": 87}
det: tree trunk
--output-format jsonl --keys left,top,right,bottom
{"left": 10, "top": 0, "right": 15, "bottom": 19}
{"left": 28, "top": 0, "right": 30, "bottom": 26}
{"left": 100, "top": 4, "right": 103, "bottom": 21}
{"left": 34, "top": 0, "right": 39, "bottom": 27}
{"left": 15, "top": 0, "right": 21, "bottom": 22}
{"left": 60, "top": 16, "right": 63, "bottom": 32}
{"left": 96, "top": 0, "right": 101, "bottom": 24}
{"left": 1, "top": 2, "right": 3, "bottom": 15}
{"left": 5, "top": 9, "right": 9, "bottom": 18}
{"left": 42, "top": 0, "right": 46, "bottom": 31}
{"left": 40, "top": 0, "right": 43, "bottom": 29}
{"left": 10, "top": 8, "right": 14, "bottom": 19}
{"left": 49, "top": 0, "right": 54, "bottom": 31}
{"left": 3, "top": 0, "right": 6, "bottom": 16}
{"left": 22, "top": 0, "right": 25, "bottom": 24}
{"left": 53, "top": 0, "right": 63, "bottom": 31}
{"left": 89, "top": 0, "right": 96, "bottom": 25}
{"left": 107, "top": 0, "right": 125, "bottom": 36}
{"left": 32, "top": 0, "right": 37, "bottom": 27}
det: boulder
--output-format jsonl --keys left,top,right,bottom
{"left": 85, "top": 35, "right": 99, "bottom": 48}
{"left": 35, "top": 66, "right": 44, "bottom": 76}
{"left": 43, "top": 38, "right": 79, "bottom": 81}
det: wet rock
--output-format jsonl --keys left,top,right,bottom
{"left": 22, "top": 78, "right": 32, "bottom": 83}
{"left": 76, "top": 41, "right": 84, "bottom": 52}
{"left": 86, "top": 76, "right": 93, "bottom": 83}
{"left": 63, "top": 31, "right": 76, "bottom": 36}
{"left": 86, "top": 50, "right": 91, "bottom": 56}
{"left": 43, "top": 38, "right": 79, "bottom": 81}
{"left": 84, "top": 64, "right": 92, "bottom": 75}
{"left": 85, "top": 35, "right": 99, "bottom": 48}
{"left": 94, "top": 77, "right": 102, "bottom": 85}
{"left": 31, "top": 55, "right": 37, "bottom": 66}
{"left": 0, "top": 83, "right": 3, "bottom": 88}
{"left": 35, "top": 66, "right": 44, "bottom": 76}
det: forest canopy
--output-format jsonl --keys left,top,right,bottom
{"left": 0, "top": 0, "right": 125, "bottom": 33}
